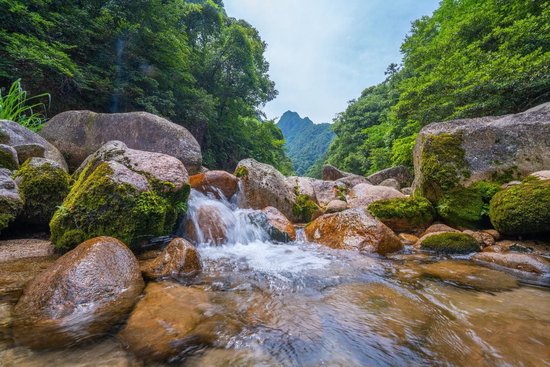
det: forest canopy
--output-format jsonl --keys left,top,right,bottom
{"left": 326, "top": 0, "right": 550, "bottom": 176}
{"left": 0, "top": 0, "right": 293, "bottom": 173}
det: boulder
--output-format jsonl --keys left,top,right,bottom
{"left": 40, "top": 110, "right": 202, "bottom": 173}
{"left": 309, "top": 179, "right": 347, "bottom": 207}
{"left": 235, "top": 159, "right": 298, "bottom": 221}
{"left": 186, "top": 204, "right": 228, "bottom": 245}
{"left": 304, "top": 208, "right": 402, "bottom": 255}
{"left": 118, "top": 282, "right": 211, "bottom": 361}
{"left": 262, "top": 206, "right": 296, "bottom": 242}
{"left": 379, "top": 178, "right": 400, "bottom": 190}
{"left": 0, "top": 144, "right": 19, "bottom": 170}
{"left": 367, "top": 166, "right": 413, "bottom": 187}
{"left": 530, "top": 170, "right": 550, "bottom": 180}
{"left": 418, "top": 232, "right": 480, "bottom": 254}
{"left": 285, "top": 176, "right": 317, "bottom": 202}
{"left": 189, "top": 170, "right": 238, "bottom": 199}
{"left": 421, "top": 223, "right": 460, "bottom": 237}
{"left": 322, "top": 164, "right": 351, "bottom": 181}
{"left": 412, "top": 103, "right": 550, "bottom": 200}
{"left": 368, "top": 196, "right": 435, "bottom": 233}
{"left": 462, "top": 230, "right": 495, "bottom": 248}
{"left": 0, "top": 168, "right": 23, "bottom": 232}
{"left": 141, "top": 238, "right": 201, "bottom": 280}
{"left": 335, "top": 174, "right": 371, "bottom": 188}
{"left": 13, "top": 237, "right": 144, "bottom": 349}
{"left": 13, "top": 158, "right": 70, "bottom": 227}
{"left": 50, "top": 142, "right": 189, "bottom": 250}
{"left": 401, "top": 187, "right": 413, "bottom": 195}
{"left": 398, "top": 233, "right": 419, "bottom": 246}
{"left": 348, "top": 183, "right": 405, "bottom": 208}
{"left": 324, "top": 199, "right": 348, "bottom": 214}
{"left": 472, "top": 252, "right": 550, "bottom": 275}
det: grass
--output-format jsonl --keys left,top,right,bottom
{"left": 0, "top": 79, "right": 50, "bottom": 132}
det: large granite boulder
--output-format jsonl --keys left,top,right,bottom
{"left": 285, "top": 176, "right": 317, "bottom": 202}
{"left": 0, "top": 119, "right": 67, "bottom": 170}
{"left": 141, "top": 238, "right": 201, "bottom": 280}
{"left": 348, "top": 183, "right": 405, "bottom": 208}
{"left": 235, "top": 159, "right": 298, "bottom": 222}
{"left": 412, "top": 103, "right": 550, "bottom": 200}
{"left": 189, "top": 170, "right": 238, "bottom": 199}
{"left": 304, "top": 208, "right": 402, "bottom": 255}
{"left": 322, "top": 164, "right": 351, "bottom": 181}
{"left": 367, "top": 166, "right": 412, "bottom": 188}
{"left": 0, "top": 168, "right": 23, "bottom": 232}
{"left": 50, "top": 141, "right": 190, "bottom": 250}
{"left": 13, "top": 237, "right": 144, "bottom": 349}
{"left": 40, "top": 111, "right": 202, "bottom": 173}
{"left": 309, "top": 179, "right": 347, "bottom": 207}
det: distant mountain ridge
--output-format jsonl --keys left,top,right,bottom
{"left": 277, "top": 111, "right": 335, "bottom": 175}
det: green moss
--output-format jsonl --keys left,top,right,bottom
{"left": 489, "top": 177, "right": 550, "bottom": 235}
{"left": 368, "top": 196, "right": 435, "bottom": 229}
{"left": 13, "top": 160, "right": 71, "bottom": 226}
{"left": 50, "top": 162, "right": 189, "bottom": 250}
{"left": 418, "top": 133, "right": 470, "bottom": 201}
{"left": 421, "top": 232, "right": 480, "bottom": 254}
{"left": 436, "top": 181, "right": 501, "bottom": 229}
{"left": 0, "top": 195, "right": 22, "bottom": 232}
{"left": 491, "top": 166, "right": 520, "bottom": 184}
{"left": 234, "top": 166, "right": 249, "bottom": 178}
{"left": 0, "top": 148, "right": 18, "bottom": 170}
{"left": 292, "top": 194, "right": 319, "bottom": 223}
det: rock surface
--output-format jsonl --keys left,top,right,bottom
{"left": 0, "top": 119, "right": 67, "bottom": 170}
{"left": 186, "top": 204, "right": 228, "bottom": 245}
{"left": 40, "top": 111, "right": 202, "bottom": 173}
{"left": 325, "top": 199, "right": 348, "bottom": 213}
{"left": 262, "top": 206, "right": 296, "bottom": 241}
{"left": 189, "top": 170, "right": 238, "bottom": 199}
{"left": 118, "top": 282, "right": 211, "bottom": 361}
{"left": 285, "top": 176, "right": 317, "bottom": 202}
{"left": 367, "top": 166, "right": 413, "bottom": 187}
{"left": 0, "top": 169, "right": 23, "bottom": 232}
{"left": 141, "top": 238, "right": 201, "bottom": 279}
{"left": 472, "top": 252, "right": 550, "bottom": 275}
{"left": 13, "top": 237, "right": 144, "bottom": 349}
{"left": 348, "top": 183, "right": 405, "bottom": 208}
{"left": 304, "top": 208, "right": 402, "bottom": 254}
{"left": 309, "top": 179, "right": 346, "bottom": 207}
{"left": 322, "top": 164, "right": 351, "bottom": 181}
{"left": 0, "top": 144, "right": 19, "bottom": 170}
{"left": 379, "top": 178, "right": 401, "bottom": 190}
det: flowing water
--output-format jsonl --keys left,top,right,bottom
{"left": 0, "top": 190, "right": 549, "bottom": 366}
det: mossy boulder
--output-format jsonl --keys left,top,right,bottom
{"left": 292, "top": 193, "right": 320, "bottom": 223}
{"left": 0, "top": 169, "right": 23, "bottom": 232}
{"left": 13, "top": 158, "right": 71, "bottom": 227}
{"left": 420, "top": 232, "right": 480, "bottom": 254}
{"left": 368, "top": 196, "right": 435, "bottom": 232}
{"left": 489, "top": 177, "right": 550, "bottom": 235}
{"left": 0, "top": 144, "right": 19, "bottom": 171}
{"left": 50, "top": 142, "right": 190, "bottom": 250}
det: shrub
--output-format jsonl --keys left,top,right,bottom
{"left": 0, "top": 79, "right": 49, "bottom": 132}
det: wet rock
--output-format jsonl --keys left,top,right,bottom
{"left": 40, "top": 110, "right": 202, "bottom": 173}
{"left": 324, "top": 199, "right": 348, "bottom": 213}
{"left": 235, "top": 159, "right": 298, "bottom": 221}
{"left": 118, "top": 282, "right": 211, "bottom": 361}
{"left": 0, "top": 119, "right": 67, "bottom": 170}
{"left": 379, "top": 178, "right": 401, "bottom": 190}
{"left": 367, "top": 166, "right": 413, "bottom": 187}
{"left": 0, "top": 169, "right": 23, "bottom": 233}
{"left": 141, "top": 238, "right": 201, "bottom": 280}
{"left": 189, "top": 170, "right": 238, "bottom": 199}
{"left": 420, "top": 223, "right": 460, "bottom": 237}
{"left": 0, "top": 144, "right": 19, "bottom": 170}
{"left": 399, "top": 233, "right": 419, "bottom": 246}
{"left": 348, "top": 183, "right": 405, "bottom": 208}
{"left": 13, "top": 237, "right": 144, "bottom": 349}
{"left": 186, "top": 204, "right": 228, "bottom": 245}
{"left": 262, "top": 206, "right": 296, "bottom": 242}
{"left": 463, "top": 230, "right": 495, "bottom": 247}
{"left": 304, "top": 208, "right": 402, "bottom": 255}
{"left": 472, "top": 252, "right": 550, "bottom": 275}
{"left": 0, "top": 256, "right": 56, "bottom": 303}
{"left": 482, "top": 229, "right": 500, "bottom": 241}
{"left": 419, "top": 261, "right": 518, "bottom": 291}
{"left": 0, "top": 238, "right": 54, "bottom": 262}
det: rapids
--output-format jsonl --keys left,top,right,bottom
{"left": 0, "top": 189, "right": 548, "bottom": 366}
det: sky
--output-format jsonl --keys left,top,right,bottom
{"left": 224, "top": 0, "right": 440, "bottom": 124}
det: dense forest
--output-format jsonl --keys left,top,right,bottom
{"left": 326, "top": 0, "right": 550, "bottom": 175}
{"left": 0, "top": 0, "right": 293, "bottom": 172}
{"left": 277, "top": 111, "right": 334, "bottom": 176}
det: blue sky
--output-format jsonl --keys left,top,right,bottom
{"left": 224, "top": 0, "right": 440, "bottom": 123}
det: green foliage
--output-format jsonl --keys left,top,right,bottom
{"left": 277, "top": 111, "right": 335, "bottom": 175}
{"left": 13, "top": 159, "right": 71, "bottom": 226}
{"left": 0, "top": 193, "right": 22, "bottom": 232}
{"left": 326, "top": 0, "right": 549, "bottom": 174}
{"left": 421, "top": 232, "right": 480, "bottom": 254}
{"left": 489, "top": 177, "right": 550, "bottom": 235}
{"left": 368, "top": 196, "right": 435, "bottom": 230}
{"left": 0, "top": 0, "right": 290, "bottom": 172}
{"left": 292, "top": 194, "right": 319, "bottom": 223}
{"left": 234, "top": 165, "right": 249, "bottom": 178}
{"left": 0, "top": 79, "right": 49, "bottom": 131}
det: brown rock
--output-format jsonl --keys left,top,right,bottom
{"left": 463, "top": 230, "right": 496, "bottom": 247}
{"left": 482, "top": 229, "right": 501, "bottom": 241}
{"left": 304, "top": 208, "right": 402, "bottom": 255}
{"left": 262, "top": 206, "right": 296, "bottom": 241}
{"left": 141, "top": 238, "right": 201, "bottom": 280}
{"left": 310, "top": 179, "right": 347, "bottom": 207}
{"left": 348, "top": 183, "right": 405, "bottom": 208}
{"left": 325, "top": 199, "right": 348, "bottom": 213}
{"left": 13, "top": 237, "right": 144, "bottom": 349}
{"left": 189, "top": 170, "right": 238, "bottom": 199}
{"left": 118, "top": 282, "right": 211, "bottom": 361}
{"left": 0, "top": 238, "right": 54, "bottom": 262}
{"left": 420, "top": 223, "right": 460, "bottom": 237}
{"left": 399, "top": 233, "right": 419, "bottom": 246}
{"left": 472, "top": 252, "right": 550, "bottom": 275}
{"left": 186, "top": 204, "right": 228, "bottom": 245}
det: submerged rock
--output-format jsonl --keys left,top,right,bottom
{"left": 348, "top": 183, "right": 405, "bottom": 208}
{"left": 118, "top": 282, "right": 211, "bottom": 361}
{"left": 40, "top": 110, "right": 202, "bottom": 173}
{"left": 304, "top": 208, "right": 402, "bottom": 255}
{"left": 472, "top": 252, "right": 550, "bottom": 275}
{"left": 189, "top": 170, "right": 238, "bottom": 199}
{"left": 13, "top": 237, "right": 144, "bottom": 349}
{"left": 141, "top": 238, "right": 201, "bottom": 280}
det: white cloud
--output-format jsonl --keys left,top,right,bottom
{"left": 224, "top": 0, "right": 439, "bottom": 123}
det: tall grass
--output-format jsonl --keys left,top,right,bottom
{"left": 0, "top": 79, "right": 50, "bottom": 132}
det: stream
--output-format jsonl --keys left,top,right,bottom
{"left": 0, "top": 190, "right": 548, "bottom": 366}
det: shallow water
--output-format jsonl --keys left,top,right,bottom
{"left": 0, "top": 191, "right": 549, "bottom": 366}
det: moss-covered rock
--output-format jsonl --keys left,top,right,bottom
{"left": 368, "top": 196, "right": 435, "bottom": 232}
{"left": 489, "top": 177, "right": 550, "bottom": 235}
{"left": 13, "top": 158, "right": 71, "bottom": 227}
{"left": 0, "top": 144, "right": 19, "bottom": 171}
{"left": 0, "top": 169, "right": 23, "bottom": 232}
{"left": 420, "top": 232, "right": 480, "bottom": 254}
{"left": 292, "top": 193, "right": 320, "bottom": 223}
